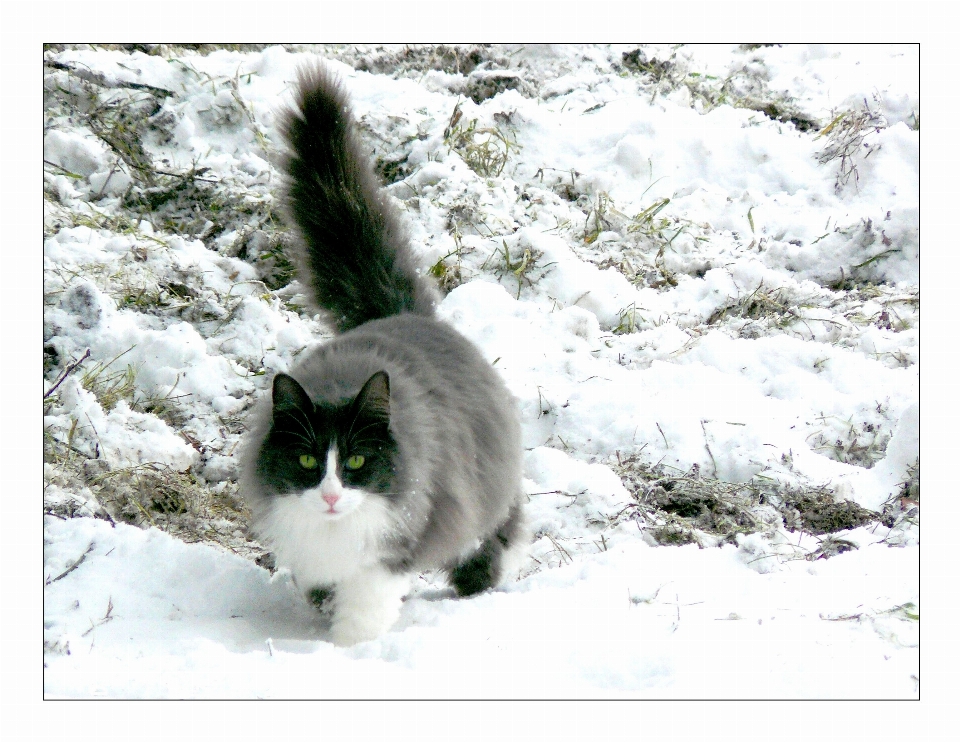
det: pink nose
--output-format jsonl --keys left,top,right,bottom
{"left": 322, "top": 493, "right": 340, "bottom": 508}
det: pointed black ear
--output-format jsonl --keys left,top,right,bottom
{"left": 272, "top": 373, "right": 313, "bottom": 414}
{"left": 353, "top": 371, "right": 390, "bottom": 420}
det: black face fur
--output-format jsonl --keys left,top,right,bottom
{"left": 254, "top": 371, "right": 398, "bottom": 497}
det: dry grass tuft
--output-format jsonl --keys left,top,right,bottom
{"left": 612, "top": 452, "right": 886, "bottom": 555}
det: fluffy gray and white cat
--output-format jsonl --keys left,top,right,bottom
{"left": 240, "top": 66, "right": 526, "bottom": 647}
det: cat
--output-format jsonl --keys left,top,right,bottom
{"left": 240, "top": 65, "right": 526, "bottom": 647}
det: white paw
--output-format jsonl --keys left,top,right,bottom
{"left": 328, "top": 616, "right": 390, "bottom": 647}
{"left": 326, "top": 568, "right": 410, "bottom": 646}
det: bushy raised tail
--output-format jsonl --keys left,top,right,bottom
{"left": 280, "top": 66, "right": 437, "bottom": 333}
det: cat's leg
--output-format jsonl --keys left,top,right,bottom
{"left": 450, "top": 503, "right": 527, "bottom": 596}
{"left": 307, "top": 585, "right": 336, "bottom": 618}
{"left": 495, "top": 502, "right": 529, "bottom": 585}
{"left": 328, "top": 567, "right": 411, "bottom": 646}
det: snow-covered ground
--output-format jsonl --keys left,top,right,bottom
{"left": 41, "top": 44, "right": 918, "bottom": 700}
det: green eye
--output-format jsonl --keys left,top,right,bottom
{"left": 345, "top": 454, "right": 365, "bottom": 470}
{"left": 299, "top": 454, "right": 318, "bottom": 470}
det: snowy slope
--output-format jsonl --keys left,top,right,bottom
{"left": 42, "top": 43, "right": 919, "bottom": 699}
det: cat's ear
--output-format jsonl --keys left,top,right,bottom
{"left": 354, "top": 370, "right": 390, "bottom": 420}
{"left": 272, "top": 373, "right": 313, "bottom": 414}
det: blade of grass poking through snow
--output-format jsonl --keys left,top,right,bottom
{"left": 629, "top": 197, "right": 671, "bottom": 231}
{"left": 79, "top": 347, "right": 138, "bottom": 410}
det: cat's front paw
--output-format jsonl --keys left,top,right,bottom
{"left": 328, "top": 616, "right": 389, "bottom": 647}
{"left": 325, "top": 568, "right": 409, "bottom": 646}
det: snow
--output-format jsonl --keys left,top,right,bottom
{"left": 40, "top": 44, "right": 918, "bottom": 701}
{"left": 43, "top": 515, "right": 918, "bottom": 699}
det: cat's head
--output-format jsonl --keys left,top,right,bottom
{"left": 254, "top": 370, "right": 398, "bottom": 519}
